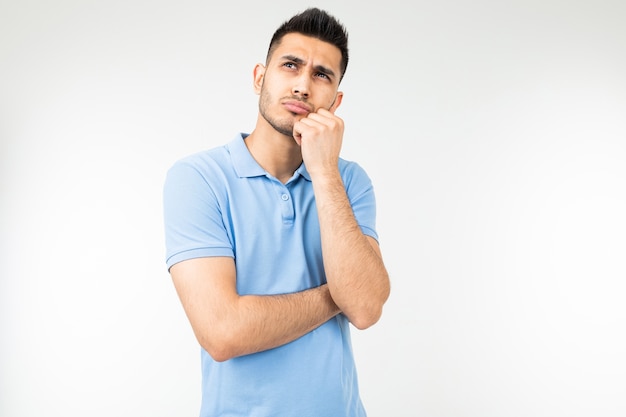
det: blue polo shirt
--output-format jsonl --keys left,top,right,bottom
{"left": 163, "top": 133, "right": 378, "bottom": 417}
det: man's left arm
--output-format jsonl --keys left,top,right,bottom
{"left": 312, "top": 172, "right": 390, "bottom": 329}
{"left": 295, "top": 109, "right": 391, "bottom": 329}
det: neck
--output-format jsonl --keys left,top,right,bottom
{"left": 245, "top": 119, "right": 303, "bottom": 183}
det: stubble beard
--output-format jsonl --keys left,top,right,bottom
{"left": 258, "top": 88, "right": 300, "bottom": 138}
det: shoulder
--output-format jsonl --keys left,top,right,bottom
{"left": 169, "top": 146, "right": 228, "bottom": 175}
{"left": 166, "top": 134, "right": 247, "bottom": 185}
{"left": 338, "top": 158, "right": 372, "bottom": 188}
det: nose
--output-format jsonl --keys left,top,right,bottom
{"left": 292, "top": 75, "right": 310, "bottom": 98}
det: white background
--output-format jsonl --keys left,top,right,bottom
{"left": 1, "top": 0, "right": 625, "bottom": 416}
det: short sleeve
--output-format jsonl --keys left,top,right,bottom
{"left": 341, "top": 161, "right": 379, "bottom": 242}
{"left": 163, "top": 159, "right": 233, "bottom": 270}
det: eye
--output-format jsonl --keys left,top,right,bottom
{"left": 315, "top": 72, "right": 329, "bottom": 80}
{"left": 283, "top": 62, "right": 297, "bottom": 69}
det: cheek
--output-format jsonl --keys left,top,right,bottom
{"left": 259, "top": 76, "right": 281, "bottom": 99}
{"left": 259, "top": 86, "right": 276, "bottom": 112}
{"left": 324, "top": 93, "right": 340, "bottom": 111}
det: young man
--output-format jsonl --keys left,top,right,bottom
{"left": 163, "top": 8, "right": 390, "bottom": 416}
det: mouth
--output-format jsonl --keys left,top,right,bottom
{"left": 282, "top": 99, "right": 312, "bottom": 115}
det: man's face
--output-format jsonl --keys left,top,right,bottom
{"left": 254, "top": 33, "right": 343, "bottom": 137}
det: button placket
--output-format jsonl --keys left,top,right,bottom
{"left": 272, "top": 182, "right": 294, "bottom": 224}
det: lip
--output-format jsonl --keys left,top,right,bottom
{"left": 282, "top": 100, "right": 312, "bottom": 115}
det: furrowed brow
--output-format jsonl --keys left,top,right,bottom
{"left": 281, "top": 55, "right": 306, "bottom": 65}
{"left": 314, "top": 64, "right": 336, "bottom": 79}
{"left": 281, "top": 55, "right": 336, "bottom": 79}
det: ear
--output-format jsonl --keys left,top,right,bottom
{"left": 253, "top": 63, "right": 266, "bottom": 95}
{"left": 329, "top": 91, "right": 344, "bottom": 114}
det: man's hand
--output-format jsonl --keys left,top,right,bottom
{"left": 293, "top": 108, "right": 344, "bottom": 177}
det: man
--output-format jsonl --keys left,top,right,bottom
{"left": 163, "top": 8, "right": 390, "bottom": 416}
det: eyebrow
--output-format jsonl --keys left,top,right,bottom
{"left": 281, "top": 54, "right": 336, "bottom": 79}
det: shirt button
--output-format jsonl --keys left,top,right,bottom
{"left": 281, "top": 194, "right": 289, "bottom": 201}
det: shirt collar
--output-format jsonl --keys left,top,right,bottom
{"left": 227, "top": 133, "right": 265, "bottom": 178}
{"left": 294, "top": 162, "right": 311, "bottom": 182}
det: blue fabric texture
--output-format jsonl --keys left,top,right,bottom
{"left": 163, "top": 133, "right": 378, "bottom": 416}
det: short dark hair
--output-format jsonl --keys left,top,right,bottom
{"left": 267, "top": 8, "right": 349, "bottom": 82}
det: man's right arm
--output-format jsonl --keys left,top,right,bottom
{"left": 170, "top": 256, "right": 340, "bottom": 362}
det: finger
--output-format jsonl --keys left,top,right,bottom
{"left": 297, "top": 116, "right": 324, "bottom": 129}
{"left": 315, "top": 108, "right": 333, "bottom": 118}
{"left": 300, "top": 112, "right": 335, "bottom": 129}
{"left": 304, "top": 112, "right": 343, "bottom": 133}
{"left": 293, "top": 120, "right": 312, "bottom": 144}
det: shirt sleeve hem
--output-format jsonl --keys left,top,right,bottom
{"left": 166, "top": 247, "right": 234, "bottom": 270}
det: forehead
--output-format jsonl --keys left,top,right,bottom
{"left": 270, "top": 33, "right": 342, "bottom": 71}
